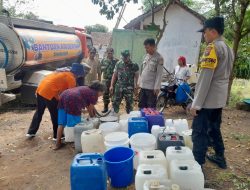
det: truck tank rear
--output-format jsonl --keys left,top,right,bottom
{"left": 0, "top": 16, "right": 82, "bottom": 75}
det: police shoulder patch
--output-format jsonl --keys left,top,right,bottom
{"left": 200, "top": 43, "right": 218, "bottom": 69}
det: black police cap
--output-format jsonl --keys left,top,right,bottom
{"left": 198, "top": 16, "right": 224, "bottom": 35}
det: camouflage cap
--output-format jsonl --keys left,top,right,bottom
{"left": 121, "top": 50, "right": 130, "bottom": 57}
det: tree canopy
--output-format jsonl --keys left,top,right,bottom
{"left": 85, "top": 24, "right": 109, "bottom": 34}
{"left": 1, "top": 0, "right": 39, "bottom": 20}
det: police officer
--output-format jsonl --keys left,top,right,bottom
{"left": 190, "top": 17, "right": 234, "bottom": 169}
{"left": 100, "top": 48, "right": 118, "bottom": 113}
{"left": 110, "top": 50, "right": 139, "bottom": 113}
{"left": 138, "top": 38, "right": 164, "bottom": 109}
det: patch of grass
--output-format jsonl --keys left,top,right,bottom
{"left": 217, "top": 172, "right": 250, "bottom": 190}
{"left": 229, "top": 79, "right": 250, "bottom": 107}
{"left": 231, "top": 133, "right": 250, "bottom": 142}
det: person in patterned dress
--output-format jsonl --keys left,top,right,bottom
{"left": 54, "top": 81, "right": 105, "bottom": 149}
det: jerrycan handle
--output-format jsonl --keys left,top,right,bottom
{"left": 147, "top": 155, "right": 155, "bottom": 159}
{"left": 76, "top": 157, "right": 93, "bottom": 164}
{"left": 143, "top": 170, "right": 152, "bottom": 175}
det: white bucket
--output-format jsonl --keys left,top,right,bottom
{"left": 64, "top": 127, "right": 74, "bottom": 142}
{"left": 119, "top": 119, "right": 129, "bottom": 132}
{"left": 130, "top": 133, "right": 156, "bottom": 169}
{"left": 129, "top": 111, "right": 141, "bottom": 118}
{"left": 119, "top": 113, "right": 130, "bottom": 120}
{"left": 104, "top": 132, "right": 129, "bottom": 150}
{"left": 99, "top": 122, "right": 120, "bottom": 137}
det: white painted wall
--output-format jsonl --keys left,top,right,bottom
{"left": 142, "top": 4, "right": 203, "bottom": 72}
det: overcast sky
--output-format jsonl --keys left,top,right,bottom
{"left": 32, "top": 0, "right": 143, "bottom": 31}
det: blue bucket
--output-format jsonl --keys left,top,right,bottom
{"left": 104, "top": 147, "right": 134, "bottom": 188}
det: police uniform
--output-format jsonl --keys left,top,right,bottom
{"left": 138, "top": 51, "right": 164, "bottom": 108}
{"left": 101, "top": 57, "right": 118, "bottom": 111}
{"left": 112, "top": 51, "right": 139, "bottom": 113}
{"left": 191, "top": 17, "right": 234, "bottom": 168}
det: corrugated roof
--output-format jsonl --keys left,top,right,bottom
{"left": 124, "top": 0, "right": 206, "bottom": 29}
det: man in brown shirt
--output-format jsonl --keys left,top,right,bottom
{"left": 84, "top": 47, "right": 101, "bottom": 86}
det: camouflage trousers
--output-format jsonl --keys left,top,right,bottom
{"left": 113, "top": 85, "right": 134, "bottom": 114}
{"left": 102, "top": 79, "right": 112, "bottom": 106}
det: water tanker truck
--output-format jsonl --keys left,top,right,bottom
{"left": 0, "top": 15, "right": 93, "bottom": 105}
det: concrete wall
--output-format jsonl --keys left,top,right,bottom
{"left": 142, "top": 4, "right": 203, "bottom": 72}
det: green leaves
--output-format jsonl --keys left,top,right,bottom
{"left": 90, "top": 0, "right": 138, "bottom": 20}
{"left": 85, "top": 24, "right": 109, "bottom": 34}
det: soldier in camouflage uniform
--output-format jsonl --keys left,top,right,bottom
{"left": 100, "top": 48, "right": 118, "bottom": 113}
{"left": 110, "top": 50, "right": 139, "bottom": 114}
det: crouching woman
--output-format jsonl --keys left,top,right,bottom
{"left": 55, "top": 81, "right": 105, "bottom": 150}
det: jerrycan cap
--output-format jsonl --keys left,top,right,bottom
{"left": 175, "top": 146, "right": 182, "bottom": 151}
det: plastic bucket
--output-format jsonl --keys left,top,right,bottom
{"left": 130, "top": 133, "right": 156, "bottom": 169}
{"left": 99, "top": 122, "right": 120, "bottom": 137}
{"left": 104, "top": 147, "right": 134, "bottom": 188}
{"left": 104, "top": 132, "right": 129, "bottom": 150}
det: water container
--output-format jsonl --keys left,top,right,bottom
{"left": 119, "top": 119, "right": 128, "bottom": 132}
{"left": 182, "top": 129, "right": 193, "bottom": 149}
{"left": 173, "top": 119, "right": 189, "bottom": 135}
{"left": 88, "top": 117, "right": 100, "bottom": 129}
{"left": 130, "top": 133, "right": 156, "bottom": 169}
{"left": 99, "top": 122, "right": 120, "bottom": 137}
{"left": 74, "top": 122, "right": 94, "bottom": 152}
{"left": 104, "top": 147, "right": 134, "bottom": 188}
{"left": 81, "top": 129, "right": 105, "bottom": 153}
{"left": 135, "top": 164, "right": 168, "bottom": 190}
{"left": 143, "top": 108, "right": 165, "bottom": 132}
{"left": 170, "top": 160, "right": 204, "bottom": 190}
{"left": 70, "top": 153, "right": 107, "bottom": 190}
{"left": 100, "top": 116, "right": 118, "bottom": 123}
{"left": 139, "top": 150, "right": 167, "bottom": 169}
{"left": 119, "top": 113, "right": 130, "bottom": 120}
{"left": 64, "top": 127, "right": 75, "bottom": 142}
{"left": 104, "top": 132, "right": 129, "bottom": 150}
{"left": 166, "top": 146, "right": 194, "bottom": 174}
{"left": 157, "top": 132, "right": 184, "bottom": 154}
{"left": 143, "top": 179, "right": 174, "bottom": 190}
{"left": 151, "top": 125, "right": 166, "bottom": 147}
{"left": 129, "top": 110, "right": 142, "bottom": 117}
{"left": 165, "top": 119, "right": 174, "bottom": 127}
{"left": 128, "top": 117, "right": 148, "bottom": 137}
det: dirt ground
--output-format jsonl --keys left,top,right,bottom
{"left": 0, "top": 99, "right": 249, "bottom": 190}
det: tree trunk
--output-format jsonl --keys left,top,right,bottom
{"left": 213, "top": 0, "right": 220, "bottom": 16}
{"left": 156, "top": 3, "right": 168, "bottom": 46}
{"left": 226, "top": 1, "right": 249, "bottom": 104}
{"left": 151, "top": 0, "right": 155, "bottom": 24}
